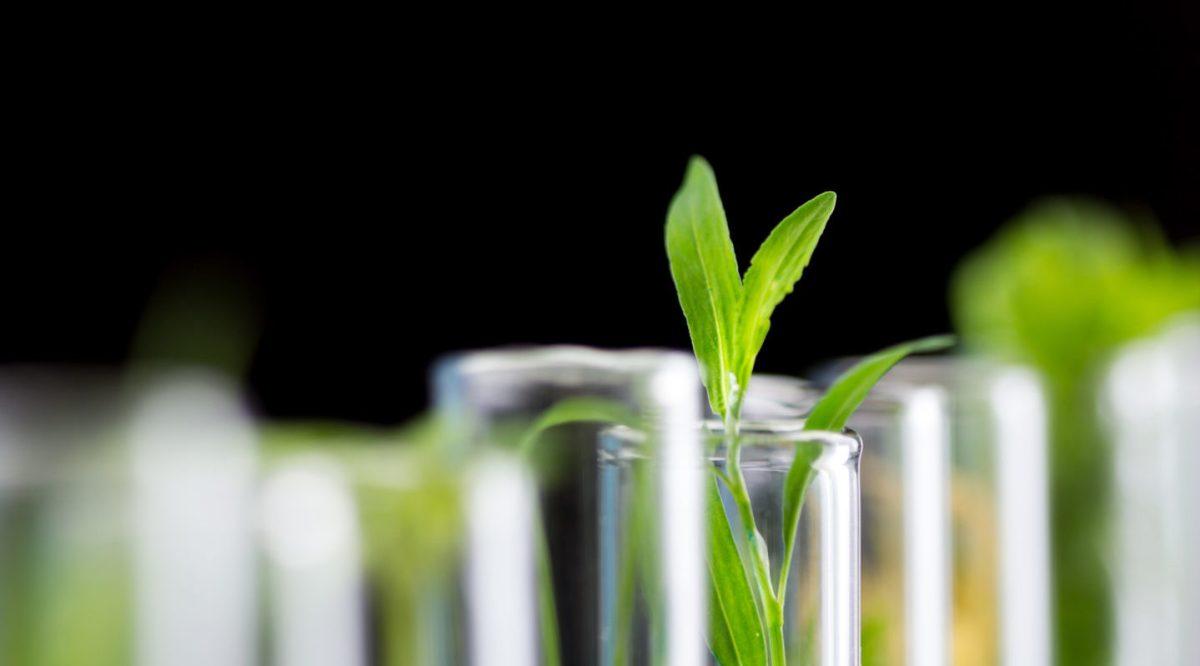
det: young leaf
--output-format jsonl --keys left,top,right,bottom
{"left": 666, "top": 156, "right": 743, "bottom": 418}
{"left": 804, "top": 334, "right": 955, "bottom": 432}
{"left": 517, "top": 397, "right": 637, "bottom": 458}
{"left": 776, "top": 334, "right": 955, "bottom": 595}
{"left": 736, "top": 192, "right": 837, "bottom": 393}
{"left": 706, "top": 478, "right": 767, "bottom": 666}
{"left": 773, "top": 444, "right": 822, "bottom": 599}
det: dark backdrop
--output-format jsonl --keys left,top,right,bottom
{"left": 5, "top": 6, "right": 1197, "bottom": 424}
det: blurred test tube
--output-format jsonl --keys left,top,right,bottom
{"left": 128, "top": 371, "right": 258, "bottom": 666}
{"left": 0, "top": 369, "right": 262, "bottom": 666}
{"left": 1105, "top": 315, "right": 1200, "bottom": 666}
{"left": 0, "top": 371, "right": 129, "bottom": 666}
{"left": 259, "top": 424, "right": 533, "bottom": 666}
{"left": 825, "top": 356, "right": 1051, "bottom": 666}
{"left": 260, "top": 454, "right": 367, "bottom": 666}
{"left": 434, "top": 346, "right": 704, "bottom": 666}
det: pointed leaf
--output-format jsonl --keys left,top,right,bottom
{"left": 774, "top": 443, "right": 822, "bottom": 598}
{"left": 707, "top": 478, "right": 767, "bottom": 665}
{"left": 736, "top": 192, "right": 836, "bottom": 391}
{"left": 805, "top": 334, "right": 956, "bottom": 432}
{"left": 666, "top": 156, "right": 743, "bottom": 417}
{"left": 777, "top": 335, "right": 955, "bottom": 595}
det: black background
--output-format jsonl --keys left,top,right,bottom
{"left": 5, "top": 6, "right": 1197, "bottom": 425}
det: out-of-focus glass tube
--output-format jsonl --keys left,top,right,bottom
{"left": 129, "top": 372, "right": 258, "bottom": 666}
{"left": 258, "top": 425, "right": 463, "bottom": 666}
{"left": 0, "top": 370, "right": 130, "bottom": 666}
{"left": 0, "top": 368, "right": 259, "bottom": 666}
{"left": 434, "top": 346, "right": 704, "bottom": 666}
{"left": 821, "top": 357, "right": 1051, "bottom": 666}
{"left": 260, "top": 453, "right": 367, "bottom": 666}
{"left": 1104, "top": 315, "right": 1200, "bottom": 666}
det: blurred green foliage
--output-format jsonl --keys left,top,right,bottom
{"left": 131, "top": 262, "right": 259, "bottom": 378}
{"left": 952, "top": 198, "right": 1199, "bottom": 383}
{"left": 952, "top": 197, "right": 1199, "bottom": 666}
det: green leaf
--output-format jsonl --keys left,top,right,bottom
{"left": 736, "top": 192, "right": 836, "bottom": 393}
{"left": 666, "top": 156, "right": 744, "bottom": 418}
{"left": 951, "top": 197, "right": 1200, "bottom": 386}
{"left": 776, "top": 335, "right": 955, "bottom": 595}
{"left": 707, "top": 604, "right": 738, "bottom": 666}
{"left": 533, "top": 511, "right": 562, "bottom": 666}
{"left": 773, "top": 443, "right": 822, "bottom": 599}
{"left": 517, "top": 397, "right": 637, "bottom": 458}
{"left": 706, "top": 478, "right": 767, "bottom": 666}
{"left": 805, "top": 334, "right": 956, "bottom": 432}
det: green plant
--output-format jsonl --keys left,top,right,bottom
{"left": 951, "top": 198, "right": 1200, "bottom": 666}
{"left": 666, "top": 156, "right": 952, "bottom": 664}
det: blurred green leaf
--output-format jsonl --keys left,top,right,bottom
{"left": 952, "top": 198, "right": 1200, "bottom": 384}
{"left": 131, "top": 263, "right": 259, "bottom": 377}
{"left": 518, "top": 397, "right": 637, "bottom": 457}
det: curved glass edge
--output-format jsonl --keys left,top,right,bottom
{"left": 739, "top": 374, "right": 820, "bottom": 419}
{"left": 437, "top": 345, "right": 697, "bottom": 378}
{"left": 432, "top": 345, "right": 698, "bottom": 449}
{"left": 702, "top": 422, "right": 861, "bottom": 468}
{"left": 603, "top": 421, "right": 861, "bottom": 470}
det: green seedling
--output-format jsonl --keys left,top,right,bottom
{"left": 666, "top": 156, "right": 951, "bottom": 664}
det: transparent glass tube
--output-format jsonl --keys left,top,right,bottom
{"left": 820, "top": 357, "right": 1052, "bottom": 666}
{"left": 599, "top": 381, "right": 862, "bottom": 666}
{"left": 433, "top": 346, "right": 705, "bottom": 666}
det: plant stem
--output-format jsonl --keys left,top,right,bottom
{"left": 766, "top": 600, "right": 787, "bottom": 666}
{"left": 723, "top": 411, "right": 786, "bottom": 663}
